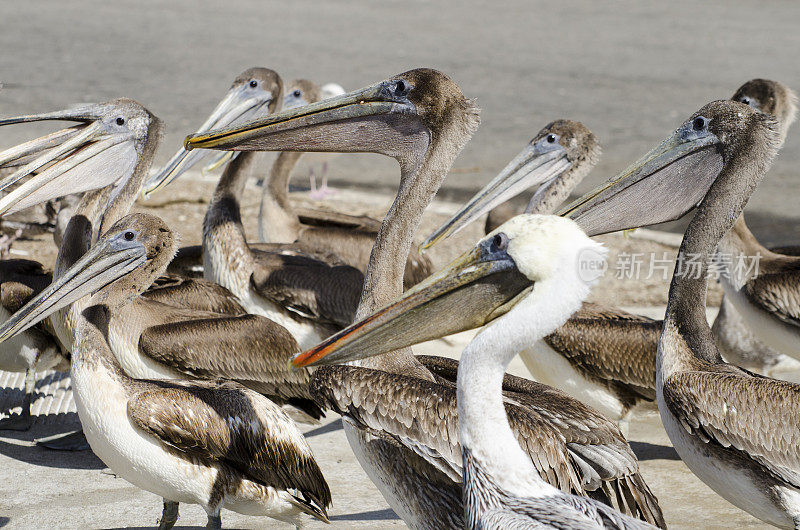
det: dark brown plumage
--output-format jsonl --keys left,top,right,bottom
{"left": 544, "top": 303, "right": 658, "bottom": 406}
{"left": 312, "top": 359, "right": 665, "bottom": 527}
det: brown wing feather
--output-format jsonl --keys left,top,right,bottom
{"left": 127, "top": 380, "right": 331, "bottom": 510}
{"left": 138, "top": 314, "right": 317, "bottom": 407}
{"left": 0, "top": 259, "right": 52, "bottom": 311}
{"left": 143, "top": 274, "right": 246, "bottom": 315}
{"left": 544, "top": 303, "right": 659, "bottom": 402}
{"left": 295, "top": 207, "right": 384, "bottom": 232}
{"left": 250, "top": 250, "right": 363, "bottom": 328}
{"left": 662, "top": 369, "right": 800, "bottom": 488}
{"left": 743, "top": 269, "right": 800, "bottom": 328}
{"left": 312, "top": 363, "right": 665, "bottom": 527}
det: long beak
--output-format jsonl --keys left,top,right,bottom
{"left": 0, "top": 105, "right": 138, "bottom": 216}
{"left": 143, "top": 86, "right": 273, "bottom": 196}
{"left": 292, "top": 240, "right": 532, "bottom": 368}
{"left": 421, "top": 146, "right": 570, "bottom": 250}
{"left": 0, "top": 125, "right": 83, "bottom": 167}
{"left": 0, "top": 237, "right": 146, "bottom": 343}
{"left": 558, "top": 133, "right": 722, "bottom": 236}
{"left": 185, "top": 82, "right": 411, "bottom": 153}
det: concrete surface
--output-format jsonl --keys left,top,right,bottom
{"left": 2, "top": 1, "right": 800, "bottom": 245}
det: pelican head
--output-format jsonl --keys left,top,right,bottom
{"left": 0, "top": 213, "right": 174, "bottom": 343}
{"left": 291, "top": 214, "right": 602, "bottom": 368}
{"left": 144, "top": 67, "right": 282, "bottom": 196}
{"left": 283, "top": 79, "right": 323, "bottom": 110}
{"left": 731, "top": 79, "right": 797, "bottom": 144}
{"left": 0, "top": 99, "right": 159, "bottom": 216}
{"left": 184, "top": 68, "right": 480, "bottom": 176}
{"left": 559, "top": 100, "right": 779, "bottom": 237}
{"left": 421, "top": 120, "right": 599, "bottom": 250}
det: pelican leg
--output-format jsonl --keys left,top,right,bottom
{"left": 158, "top": 500, "right": 179, "bottom": 530}
{"left": 205, "top": 507, "right": 222, "bottom": 529}
{"left": 36, "top": 429, "right": 90, "bottom": 451}
{"left": 0, "top": 369, "right": 35, "bottom": 431}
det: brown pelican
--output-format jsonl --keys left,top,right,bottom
{"left": 186, "top": 68, "right": 665, "bottom": 529}
{"left": 0, "top": 98, "right": 287, "bottom": 447}
{"left": 146, "top": 72, "right": 432, "bottom": 294}
{"left": 562, "top": 100, "right": 800, "bottom": 528}
{"left": 145, "top": 69, "right": 364, "bottom": 349}
{"left": 0, "top": 96, "right": 327, "bottom": 423}
{"left": 0, "top": 98, "right": 164, "bottom": 444}
{"left": 421, "top": 121, "right": 658, "bottom": 433}
{"left": 0, "top": 213, "right": 331, "bottom": 529}
{"left": 712, "top": 79, "right": 800, "bottom": 373}
{"left": 420, "top": 120, "right": 599, "bottom": 248}
{"left": 293, "top": 215, "right": 655, "bottom": 529}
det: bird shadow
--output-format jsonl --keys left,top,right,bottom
{"left": 0, "top": 516, "right": 9, "bottom": 528}
{"left": 0, "top": 419, "right": 105, "bottom": 470}
{"left": 304, "top": 417, "right": 343, "bottom": 438}
{"left": 629, "top": 441, "right": 680, "bottom": 461}
{"left": 331, "top": 508, "right": 400, "bottom": 521}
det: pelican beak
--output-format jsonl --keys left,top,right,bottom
{"left": 421, "top": 145, "right": 571, "bottom": 250}
{"left": 0, "top": 104, "right": 139, "bottom": 216}
{"left": 291, "top": 236, "right": 531, "bottom": 368}
{"left": 558, "top": 131, "right": 722, "bottom": 236}
{"left": 143, "top": 84, "right": 274, "bottom": 197}
{"left": 184, "top": 80, "right": 417, "bottom": 154}
{"left": 0, "top": 235, "right": 146, "bottom": 343}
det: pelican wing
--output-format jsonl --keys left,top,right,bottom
{"left": 743, "top": 269, "right": 800, "bottom": 328}
{"left": 544, "top": 303, "right": 659, "bottom": 401}
{"left": 250, "top": 250, "right": 363, "bottom": 328}
{"left": 295, "top": 207, "right": 384, "bottom": 232}
{"left": 127, "top": 380, "right": 331, "bottom": 511}
{"left": 312, "top": 362, "right": 664, "bottom": 527}
{"left": 480, "top": 495, "right": 655, "bottom": 529}
{"left": 139, "top": 313, "right": 316, "bottom": 406}
{"left": 662, "top": 369, "right": 800, "bottom": 488}
{"left": 144, "top": 274, "right": 246, "bottom": 315}
{"left": 419, "top": 355, "right": 664, "bottom": 527}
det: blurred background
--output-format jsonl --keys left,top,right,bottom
{"left": 2, "top": 0, "right": 799, "bottom": 243}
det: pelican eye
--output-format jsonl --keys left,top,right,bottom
{"left": 491, "top": 233, "right": 509, "bottom": 252}
{"left": 692, "top": 117, "right": 707, "bottom": 131}
{"left": 124, "top": 231, "right": 135, "bottom": 241}
{"left": 293, "top": 89, "right": 301, "bottom": 98}
{"left": 394, "top": 80, "right": 410, "bottom": 97}
{"left": 249, "top": 80, "right": 258, "bottom": 88}
{"left": 546, "top": 134, "right": 557, "bottom": 144}
{"left": 116, "top": 117, "right": 125, "bottom": 126}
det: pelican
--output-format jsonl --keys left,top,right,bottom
{"left": 422, "top": 121, "right": 659, "bottom": 433}
{"left": 293, "top": 215, "right": 655, "bottom": 529}
{"left": 0, "top": 96, "right": 330, "bottom": 423}
{"left": 0, "top": 98, "right": 164, "bottom": 443}
{"left": 186, "top": 68, "right": 665, "bottom": 529}
{"left": 145, "top": 72, "right": 432, "bottom": 294}
{"left": 561, "top": 99, "right": 800, "bottom": 528}
{"left": 712, "top": 78, "right": 800, "bottom": 373}
{"left": 0, "top": 213, "right": 331, "bottom": 529}
{"left": 0, "top": 97, "right": 293, "bottom": 446}
{"left": 145, "top": 69, "right": 365, "bottom": 349}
